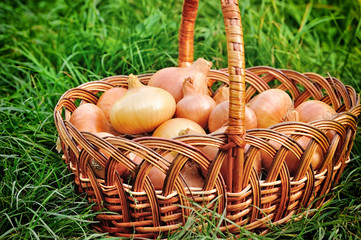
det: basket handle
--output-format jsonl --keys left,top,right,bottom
{"left": 178, "top": 0, "right": 246, "bottom": 192}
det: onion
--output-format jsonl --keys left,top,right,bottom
{"left": 248, "top": 89, "right": 293, "bottom": 128}
{"left": 109, "top": 74, "right": 176, "bottom": 135}
{"left": 179, "top": 160, "right": 205, "bottom": 188}
{"left": 175, "top": 77, "right": 216, "bottom": 128}
{"left": 89, "top": 132, "right": 128, "bottom": 179}
{"left": 131, "top": 124, "right": 205, "bottom": 190}
{"left": 213, "top": 86, "right": 229, "bottom": 105}
{"left": 261, "top": 136, "right": 323, "bottom": 176}
{"left": 148, "top": 58, "right": 212, "bottom": 102}
{"left": 69, "top": 103, "right": 119, "bottom": 135}
{"left": 152, "top": 118, "right": 206, "bottom": 139}
{"left": 131, "top": 154, "right": 166, "bottom": 190}
{"left": 131, "top": 153, "right": 204, "bottom": 190}
{"left": 208, "top": 101, "right": 257, "bottom": 133}
{"left": 295, "top": 100, "right": 336, "bottom": 123}
{"left": 97, "top": 87, "right": 127, "bottom": 121}
{"left": 296, "top": 100, "right": 337, "bottom": 142}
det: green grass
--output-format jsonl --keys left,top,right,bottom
{"left": 1, "top": 0, "right": 361, "bottom": 239}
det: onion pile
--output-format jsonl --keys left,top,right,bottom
{"left": 259, "top": 99, "right": 336, "bottom": 176}
{"left": 68, "top": 60, "right": 337, "bottom": 186}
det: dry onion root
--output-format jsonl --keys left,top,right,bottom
{"left": 88, "top": 132, "right": 129, "bottom": 179}
{"left": 152, "top": 118, "right": 206, "bottom": 139}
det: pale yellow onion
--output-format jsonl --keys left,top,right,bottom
{"left": 69, "top": 103, "right": 119, "bottom": 135}
{"left": 109, "top": 74, "right": 176, "bottom": 135}
{"left": 248, "top": 89, "right": 293, "bottom": 128}
{"left": 153, "top": 118, "right": 206, "bottom": 139}
{"left": 175, "top": 77, "right": 216, "bottom": 129}
{"left": 148, "top": 58, "right": 212, "bottom": 102}
{"left": 97, "top": 87, "right": 127, "bottom": 121}
{"left": 208, "top": 101, "right": 257, "bottom": 133}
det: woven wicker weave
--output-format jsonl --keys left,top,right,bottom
{"left": 54, "top": 0, "right": 361, "bottom": 238}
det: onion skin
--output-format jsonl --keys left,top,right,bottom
{"left": 69, "top": 103, "right": 119, "bottom": 135}
{"left": 248, "top": 89, "right": 293, "bottom": 128}
{"left": 261, "top": 136, "right": 323, "bottom": 176}
{"left": 97, "top": 87, "right": 127, "bottom": 121}
{"left": 175, "top": 78, "right": 216, "bottom": 129}
{"left": 295, "top": 100, "right": 336, "bottom": 123}
{"left": 208, "top": 101, "right": 257, "bottom": 133}
{"left": 148, "top": 58, "right": 212, "bottom": 102}
{"left": 153, "top": 118, "right": 206, "bottom": 139}
{"left": 110, "top": 74, "right": 176, "bottom": 135}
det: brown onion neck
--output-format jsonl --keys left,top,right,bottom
{"left": 182, "top": 77, "right": 198, "bottom": 96}
{"left": 192, "top": 58, "right": 212, "bottom": 73}
{"left": 213, "top": 86, "right": 229, "bottom": 104}
{"left": 128, "top": 74, "right": 144, "bottom": 89}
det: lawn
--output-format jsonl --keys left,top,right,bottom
{"left": 1, "top": 0, "right": 361, "bottom": 239}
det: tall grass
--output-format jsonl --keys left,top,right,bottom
{"left": 1, "top": 0, "right": 360, "bottom": 239}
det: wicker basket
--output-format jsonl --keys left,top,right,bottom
{"left": 54, "top": 0, "right": 361, "bottom": 238}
